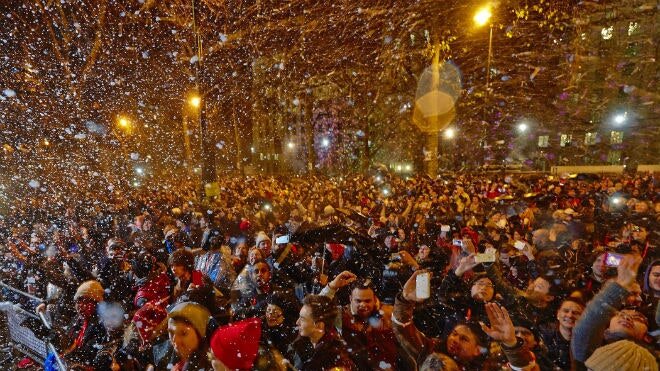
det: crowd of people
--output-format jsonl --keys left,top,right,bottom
{"left": 0, "top": 171, "right": 658, "bottom": 370}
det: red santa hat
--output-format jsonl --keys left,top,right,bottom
{"left": 210, "top": 318, "right": 261, "bottom": 370}
{"left": 239, "top": 218, "right": 251, "bottom": 232}
{"left": 132, "top": 302, "right": 167, "bottom": 344}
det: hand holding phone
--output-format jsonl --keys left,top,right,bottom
{"left": 415, "top": 272, "right": 431, "bottom": 300}
{"left": 605, "top": 252, "right": 623, "bottom": 267}
{"left": 275, "top": 235, "right": 290, "bottom": 244}
{"left": 475, "top": 252, "right": 497, "bottom": 264}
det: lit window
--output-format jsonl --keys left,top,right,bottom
{"left": 560, "top": 134, "right": 572, "bottom": 147}
{"left": 607, "top": 150, "right": 621, "bottom": 164}
{"left": 628, "top": 22, "right": 639, "bottom": 36}
{"left": 601, "top": 26, "right": 614, "bottom": 40}
{"left": 584, "top": 132, "right": 597, "bottom": 145}
{"left": 610, "top": 131, "right": 624, "bottom": 144}
{"left": 538, "top": 135, "right": 549, "bottom": 148}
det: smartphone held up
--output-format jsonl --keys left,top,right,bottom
{"left": 605, "top": 252, "right": 623, "bottom": 267}
{"left": 416, "top": 272, "right": 430, "bottom": 300}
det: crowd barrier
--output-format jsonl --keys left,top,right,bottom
{"left": 0, "top": 282, "right": 66, "bottom": 370}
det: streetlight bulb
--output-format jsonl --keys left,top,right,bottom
{"left": 135, "top": 167, "right": 144, "bottom": 175}
{"left": 614, "top": 112, "right": 627, "bottom": 124}
{"left": 444, "top": 128, "right": 455, "bottom": 139}
{"left": 518, "top": 123, "right": 528, "bottom": 133}
{"left": 287, "top": 142, "right": 295, "bottom": 149}
{"left": 189, "top": 95, "right": 201, "bottom": 108}
{"left": 118, "top": 117, "right": 130, "bottom": 128}
{"left": 474, "top": 6, "right": 492, "bottom": 27}
{"left": 321, "top": 138, "right": 330, "bottom": 147}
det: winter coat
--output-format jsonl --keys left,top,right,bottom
{"left": 59, "top": 315, "right": 107, "bottom": 368}
{"left": 134, "top": 272, "right": 171, "bottom": 307}
{"left": 292, "top": 330, "right": 356, "bottom": 371}
{"left": 234, "top": 283, "right": 297, "bottom": 321}
{"left": 437, "top": 270, "right": 505, "bottom": 329}
{"left": 539, "top": 322, "right": 572, "bottom": 370}
{"left": 97, "top": 257, "right": 133, "bottom": 307}
{"left": 392, "top": 294, "right": 484, "bottom": 370}
{"left": 485, "top": 263, "right": 556, "bottom": 326}
{"left": 570, "top": 281, "right": 654, "bottom": 370}
{"left": 339, "top": 305, "right": 398, "bottom": 370}
{"left": 261, "top": 319, "right": 298, "bottom": 358}
{"left": 195, "top": 249, "right": 237, "bottom": 294}
{"left": 153, "top": 338, "right": 211, "bottom": 371}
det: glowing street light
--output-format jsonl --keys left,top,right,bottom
{"left": 614, "top": 112, "right": 627, "bottom": 125}
{"left": 474, "top": 6, "right": 492, "bottom": 27}
{"left": 474, "top": 5, "right": 494, "bottom": 91}
{"left": 189, "top": 95, "right": 202, "bottom": 109}
{"left": 444, "top": 128, "right": 456, "bottom": 139}
{"left": 117, "top": 116, "right": 131, "bottom": 129}
{"left": 518, "top": 123, "right": 528, "bottom": 133}
{"left": 287, "top": 141, "right": 295, "bottom": 149}
{"left": 321, "top": 138, "right": 330, "bottom": 147}
{"left": 135, "top": 167, "right": 144, "bottom": 176}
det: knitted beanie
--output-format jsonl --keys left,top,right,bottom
{"left": 168, "top": 302, "right": 211, "bottom": 338}
{"left": 210, "top": 318, "right": 261, "bottom": 370}
{"left": 585, "top": 340, "right": 658, "bottom": 371}
{"left": 239, "top": 219, "right": 251, "bottom": 232}
{"left": 74, "top": 280, "right": 104, "bottom": 302}
{"left": 255, "top": 231, "right": 271, "bottom": 247}
{"left": 133, "top": 303, "right": 168, "bottom": 344}
{"left": 324, "top": 205, "right": 335, "bottom": 216}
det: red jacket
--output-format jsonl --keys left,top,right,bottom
{"left": 134, "top": 272, "right": 171, "bottom": 307}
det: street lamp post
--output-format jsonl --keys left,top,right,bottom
{"left": 474, "top": 5, "right": 493, "bottom": 169}
{"left": 443, "top": 128, "right": 456, "bottom": 170}
{"left": 474, "top": 6, "right": 493, "bottom": 92}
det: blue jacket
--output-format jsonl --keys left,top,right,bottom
{"left": 570, "top": 281, "right": 630, "bottom": 369}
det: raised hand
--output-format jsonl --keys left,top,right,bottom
{"left": 480, "top": 302, "right": 517, "bottom": 347}
{"left": 328, "top": 271, "right": 357, "bottom": 290}
{"left": 455, "top": 253, "right": 479, "bottom": 277}
{"left": 616, "top": 254, "right": 642, "bottom": 291}
{"left": 402, "top": 269, "right": 431, "bottom": 302}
